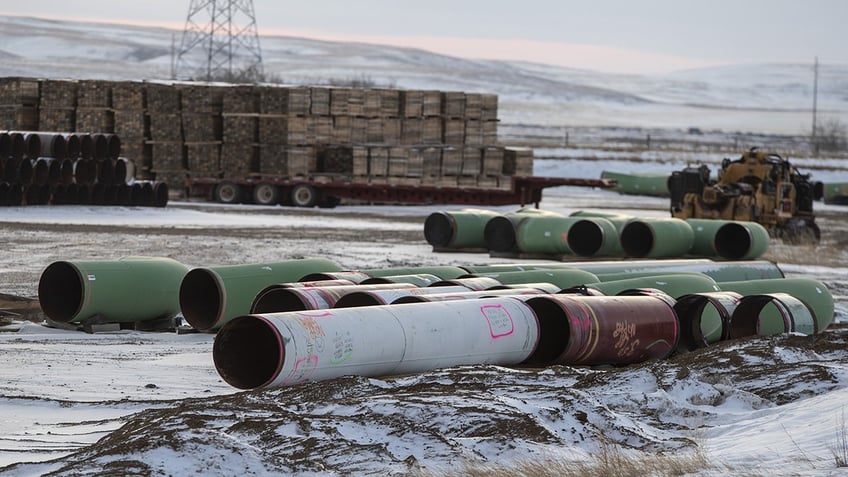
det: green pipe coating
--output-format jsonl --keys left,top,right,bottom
{"left": 686, "top": 219, "right": 770, "bottom": 260}
{"left": 38, "top": 256, "right": 189, "bottom": 324}
{"left": 180, "top": 258, "right": 343, "bottom": 331}
{"left": 587, "top": 273, "right": 721, "bottom": 299}
{"left": 601, "top": 171, "right": 670, "bottom": 197}
{"left": 424, "top": 208, "right": 502, "bottom": 249}
{"left": 719, "top": 278, "right": 834, "bottom": 332}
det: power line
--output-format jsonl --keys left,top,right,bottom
{"left": 173, "top": 0, "right": 264, "bottom": 82}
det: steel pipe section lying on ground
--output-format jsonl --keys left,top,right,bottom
{"left": 600, "top": 171, "right": 671, "bottom": 197}
{"left": 686, "top": 219, "right": 770, "bottom": 260}
{"left": 38, "top": 257, "right": 189, "bottom": 324}
{"left": 214, "top": 297, "right": 541, "bottom": 389}
{"left": 718, "top": 278, "right": 834, "bottom": 332}
{"left": 179, "top": 258, "right": 344, "bottom": 331}
{"left": 424, "top": 208, "right": 502, "bottom": 250}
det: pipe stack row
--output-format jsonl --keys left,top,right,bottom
{"left": 425, "top": 208, "right": 771, "bottom": 260}
{"left": 0, "top": 130, "right": 168, "bottom": 207}
{"left": 36, "top": 257, "right": 833, "bottom": 390}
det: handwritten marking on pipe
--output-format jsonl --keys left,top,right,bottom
{"left": 285, "top": 355, "right": 319, "bottom": 384}
{"left": 481, "top": 304, "right": 515, "bottom": 339}
{"left": 330, "top": 331, "right": 354, "bottom": 365}
{"left": 613, "top": 321, "right": 640, "bottom": 358}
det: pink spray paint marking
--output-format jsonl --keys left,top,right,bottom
{"left": 481, "top": 304, "right": 515, "bottom": 339}
{"left": 285, "top": 355, "right": 319, "bottom": 384}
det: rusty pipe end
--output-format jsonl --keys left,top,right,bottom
{"left": 250, "top": 287, "right": 313, "bottom": 314}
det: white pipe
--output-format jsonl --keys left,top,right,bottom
{"left": 214, "top": 297, "right": 540, "bottom": 389}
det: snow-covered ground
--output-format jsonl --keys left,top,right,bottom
{"left": 1, "top": 13, "right": 848, "bottom": 476}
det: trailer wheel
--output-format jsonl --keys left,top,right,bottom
{"left": 253, "top": 183, "right": 279, "bottom": 206}
{"left": 214, "top": 181, "right": 242, "bottom": 204}
{"left": 291, "top": 184, "right": 318, "bottom": 207}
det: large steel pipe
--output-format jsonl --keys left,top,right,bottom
{"left": 430, "top": 277, "right": 502, "bottom": 290}
{"left": 299, "top": 271, "right": 372, "bottom": 284}
{"left": 38, "top": 257, "right": 190, "bottom": 324}
{"left": 360, "top": 273, "right": 442, "bottom": 287}
{"left": 513, "top": 215, "right": 582, "bottom": 255}
{"left": 24, "top": 183, "right": 50, "bottom": 205}
{"left": 463, "top": 259, "right": 784, "bottom": 282}
{"left": 727, "top": 293, "right": 817, "bottom": 338}
{"left": 673, "top": 292, "right": 742, "bottom": 351}
{"left": 360, "top": 265, "right": 468, "bottom": 280}
{"left": 73, "top": 133, "right": 95, "bottom": 159}
{"left": 601, "top": 171, "right": 670, "bottom": 197}
{"left": 213, "top": 297, "right": 540, "bottom": 389}
{"left": 424, "top": 208, "right": 501, "bottom": 250}
{"left": 523, "top": 294, "right": 679, "bottom": 366}
{"left": 179, "top": 258, "right": 344, "bottom": 331}
{"left": 333, "top": 286, "right": 483, "bottom": 308}
{"left": 91, "top": 133, "right": 121, "bottom": 160}
{"left": 686, "top": 219, "right": 770, "bottom": 260}
{"left": 4, "top": 158, "right": 32, "bottom": 185}
{"left": 465, "top": 268, "right": 599, "bottom": 290}
{"left": 2, "top": 182, "right": 23, "bottom": 206}
{"left": 586, "top": 273, "right": 721, "bottom": 299}
{"left": 620, "top": 218, "right": 695, "bottom": 258}
{"left": 249, "top": 282, "right": 422, "bottom": 314}
{"left": 566, "top": 217, "right": 622, "bottom": 257}
{"left": 718, "top": 278, "right": 833, "bottom": 332}
{"left": 394, "top": 287, "right": 548, "bottom": 304}
{"left": 484, "top": 208, "right": 565, "bottom": 253}
{"left": 5, "top": 132, "right": 26, "bottom": 159}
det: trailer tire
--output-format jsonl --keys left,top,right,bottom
{"left": 291, "top": 184, "right": 318, "bottom": 207}
{"left": 214, "top": 181, "right": 242, "bottom": 204}
{"left": 253, "top": 183, "right": 279, "bottom": 206}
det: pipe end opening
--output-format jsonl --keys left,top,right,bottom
{"left": 214, "top": 316, "right": 282, "bottom": 389}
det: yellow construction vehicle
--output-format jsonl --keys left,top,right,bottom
{"left": 669, "top": 148, "right": 821, "bottom": 244}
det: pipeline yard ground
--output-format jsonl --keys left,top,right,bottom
{"left": 1, "top": 185, "right": 848, "bottom": 476}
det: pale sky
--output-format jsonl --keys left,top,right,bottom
{"left": 1, "top": 0, "right": 845, "bottom": 74}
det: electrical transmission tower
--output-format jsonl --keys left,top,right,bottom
{"left": 173, "top": 0, "right": 264, "bottom": 82}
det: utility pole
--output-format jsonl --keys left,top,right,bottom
{"left": 812, "top": 56, "right": 819, "bottom": 150}
{"left": 174, "top": 0, "right": 264, "bottom": 82}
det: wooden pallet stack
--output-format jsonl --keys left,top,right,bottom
{"left": 111, "top": 81, "right": 148, "bottom": 177}
{"left": 0, "top": 78, "right": 39, "bottom": 131}
{"left": 39, "top": 80, "right": 77, "bottom": 132}
{"left": 221, "top": 85, "right": 259, "bottom": 179}
{"left": 0, "top": 77, "right": 529, "bottom": 196}
{"left": 179, "top": 83, "right": 223, "bottom": 177}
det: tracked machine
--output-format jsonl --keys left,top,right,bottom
{"left": 669, "top": 148, "right": 821, "bottom": 244}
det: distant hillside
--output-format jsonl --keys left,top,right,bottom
{"left": 1, "top": 15, "right": 846, "bottom": 134}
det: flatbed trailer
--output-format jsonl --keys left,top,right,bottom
{"left": 185, "top": 175, "right": 616, "bottom": 208}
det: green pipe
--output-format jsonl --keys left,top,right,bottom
{"left": 360, "top": 266, "right": 468, "bottom": 280}
{"left": 38, "top": 256, "right": 189, "bottom": 324}
{"left": 586, "top": 273, "right": 721, "bottom": 299}
{"left": 673, "top": 291, "right": 742, "bottom": 349}
{"left": 620, "top": 218, "right": 694, "bottom": 258}
{"left": 566, "top": 217, "right": 623, "bottom": 257}
{"left": 514, "top": 215, "right": 581, "bottom": 255}
{"left": 461, "top": 259, "right": 784, "bottom": 281}
{"left": 718, "top": 278, "right": 834, "bottom": 332}
{"left": 601, "top": 171, "right": 670, "bottom": 197}
{"left": 822, "top": 182, "right": 848, "bottom": 204}
{"left": 686, "top": 219, "right": 770, "bottom": 260}
{"left": 484, "top": 208, "right": 565, "bottom": 253}
{"left": 423, "top": 208, "right": 502, "bottom": 249}
{"left": 179, "top": 258, "right": 343, "bottom": 331}
{"left": 465, "top": 268, "right": 600, "bottom": 290}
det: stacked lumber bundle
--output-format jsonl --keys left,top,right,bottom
{"left": 0, "top": 77, "right": 525, "bottom": 196}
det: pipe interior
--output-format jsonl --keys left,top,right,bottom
{"left": 567, "top": 220, "right": 604, "bottom": 256}
{"left": 523, "top": 296, "right": 570, "bottom": 365}
{"left": 64, "top": 134, "right": 81, "bottom": 158}
{"left": 251, "top": 288, "right": 310, "bottom": 314}
{"left": 423, "top": 213, "right": 454, "bottom": 248}
{"left": 714, "top": 223, "right": 752, "bottom": 260}
{"left": 0, "top": 133, "right": 9, "bottom": 156}
{"left": 106, "top": 135, "right": 122, "bottom": 159}
{"left": 78, "top": 134, "right": 94, "bottom": 159}
{"left": 484, "top": 216, "right": 517, "bottom": 253}
{"left": 392, "top": 296, "right": 428, "bottom": 304}
{"left": 333, "top": 292, "right": 384, "bottom": 308}
{"left": 728, "top": 296, "right": 778, "bottom": 339}
{"left": 179, "top": 268, "right": 223, "bottom": 330}
{"left": 620, "top": 221, "right": 654, "bottom": 257}
{"left": 114, "top": 159, "right": 127, "bottom": 185}
{"left": 360, "top": 277, "right": 391, "bottom": 284}
{"left": 213, "top": 317, "right": 282, "bottom": 390}
{"left": 38, "top": 261, "right": 83, "bottom": 323}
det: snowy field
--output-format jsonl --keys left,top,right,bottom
{"left": 1, "top": 13, "right": 848, "bottom": 476}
